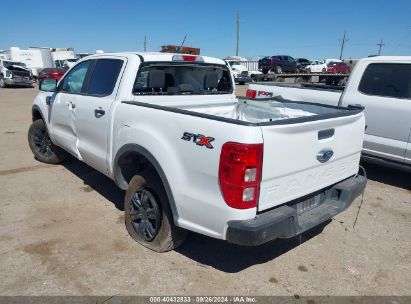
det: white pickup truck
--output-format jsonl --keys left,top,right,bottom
{"left": 248, "top": 56, "right": 411, "bottom": 172}
{"left": 28, "top": 52, "right": 366, "bottom": 252}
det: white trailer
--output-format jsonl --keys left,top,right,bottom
{"left": 51, "top": 48, "right": 76, "bottom": 68}
{"left": 0, "top": 47, "right": 54, "bottom": 76}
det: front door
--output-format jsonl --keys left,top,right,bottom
{"left": 75, "top": 58, "right": 125, "bottom": 173}
{"left": 49, "top": 60, "right": 92, "bottom": 157}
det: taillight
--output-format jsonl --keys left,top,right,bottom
{"left": 219, "top": 142, "right": 263, "bottom": 209}
{"left": 246, "top": 89, "right": 256, "bottom": 98}
{"left": 172, "top": 55, "right": 204, "bottom": 62}
{"left": 269, "top": 59, "right": 273, "bottom": 65}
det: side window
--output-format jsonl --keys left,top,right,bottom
{"left": 60, "top": 60, "right": 91, "bottom": 94}
{"left": 358, "top": 63, "right": 411, "bottom": 99}
{"left": 87, "top": 59, "right": 123, "bottom": 96}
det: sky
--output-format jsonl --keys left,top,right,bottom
{"left": 2, "top": 0, "right": 411, "bottom": 60}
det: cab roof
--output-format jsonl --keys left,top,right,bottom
{"left": 85, "top": 52, "right": 226, "bottom": 65}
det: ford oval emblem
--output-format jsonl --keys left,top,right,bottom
{"left": 317, "top": 149, "right": 334, "bottom": 163}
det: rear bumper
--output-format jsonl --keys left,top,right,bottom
{"left": 226, "top": 175, "right": 367, "bottom": 246}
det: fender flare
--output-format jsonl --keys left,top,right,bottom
{"left": 32, "top": 104, "right": 46, "bottom": 122}
{"left": 113, "top": 143, "right": 179, "bottom": 222}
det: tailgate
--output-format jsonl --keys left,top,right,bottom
{"left": 258, "top": 112, "right": 365, "bottom": 211}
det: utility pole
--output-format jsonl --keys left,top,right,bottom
{"left": 236, "top": 11, "right": 240, "bottom": 56}
{"left": 377, "top": 38, "right": 385, "bottom": 55}
{"left": 144, "top": 35, "right": 147, "bottom": 52}
{"left": 339, "top": 31, "right": 348, "bottom": 60}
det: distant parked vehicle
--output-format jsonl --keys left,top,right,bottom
{"left": 295, "top": 58, "right": 311, "bottom": 72}
{"left": 247, "top": 56, "right": 411, "bottom": 172}
{"left": 224, "top": 59, "right": 251, "bottom": 85}
{"left": 37, "top": 68, "right": 67, "bottom": 83}
{"left": 306, "top": 59, "right": 342, "bottom": 73}
{"left": 0, "top": 59, "right": 33, "bottom": 88}
{"left": 327, "top": 62, "right": 350, "bottom": 74}
{"left": 258, "top": 55, "right": 297, "bottom": 74}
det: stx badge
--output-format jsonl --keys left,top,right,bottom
{"left": 181, "top": 132, "right": 215, "bottom": 149}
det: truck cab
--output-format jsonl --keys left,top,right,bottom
{"left": 339, "top": 56, "right": 411, "bottom": 168}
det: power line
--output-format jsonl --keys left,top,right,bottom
{"left": 339, "top": 31, "right": 349, "bottom": 60}
{"left": 377, "top": 38, "right": 385, "bottom": 55}
{"left": 144, "top": 35, "right": 147, "bottom": 52}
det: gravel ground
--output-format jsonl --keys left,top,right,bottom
{"left": 0, "top": 86, "right": 410, "bottom": 296}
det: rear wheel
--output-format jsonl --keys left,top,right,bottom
{"left": 28, "top": 119, "right": 65, "bottom": 164}
{"left": 125, "top": 172, "right": 187, "bottom": 252}
{"left": 239, "top": 81, "right": 246, "bottom": 85}
{"left": 322, "top": 68, "right": 326, "bottom": 73}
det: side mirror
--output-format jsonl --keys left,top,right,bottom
{"left": 39, "top": 78, "right": 57, "bottom": 92}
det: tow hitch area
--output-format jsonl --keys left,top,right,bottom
{"left": 226, "top": 175, "right": 367, "bottom": 246}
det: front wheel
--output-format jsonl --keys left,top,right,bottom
{"left": 238, "top": 81, "right": 246, "bottom": 85}
{"left": 125, "top": 172, "right": 187, "bottom": 252}
{"left": 0, "top": 76, "right": 6, "bottom": 88}
{"left": 28, "top": 119, "right": 65, "bottom": 164}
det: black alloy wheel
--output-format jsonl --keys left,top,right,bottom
{"left": 32, "top": 126, "right": 54, "bottom": 158}
{"left": 129, "top": 187, "right": 161, "bottom": 241}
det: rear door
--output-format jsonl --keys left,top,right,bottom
{"left": 50, "top": 60, "right": 92, "bottom": 157}
{"left": 258, "top": 112, "right": 365, "bottom": 211}
{"left": 75, "top": 58, "right": 125, "bottom": 173}
{"left": 341, "top": 62, "right": 411, "bottom": 163}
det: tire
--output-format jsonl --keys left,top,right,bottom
{"left": 0, "top": 76, "right": 6, "bottom": 88}
{"left": 28, "top": 119, "right": 65, "bottom": 164}
{"left": 322, "top": 68, "right": 326, "bottom": 73}
{"left": 276, "top": 66, "right": 282, "bottom": 74}
{"left": 125, "top": 172, "right": 187, "bottom": 252}
{"left": 239, "top": 81, "right": 245, "bottom": 85}
{"left": 262, "top": 68, "right": 269, "bottom": 74}
{"left": 307, "top": 68, "right": 311, "bottom": 73}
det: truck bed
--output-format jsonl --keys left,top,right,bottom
{"left": 178, "top": 98, "right": 357, "bottom": 125}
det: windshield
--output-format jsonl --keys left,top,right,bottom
{"left": 228, "top": 61, "right": 241, "bottom": 66}
{"left": 3, "top": 61, "right": 26, "bottom": 68}
{"left": 133, "top": 63, "right": 233, "bottom": 95}
{"left": 327, "top": 62, "right": 341, "bottom": 67}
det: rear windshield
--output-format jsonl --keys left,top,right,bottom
{"left": 133, "top": 63, "right": 233, "bottom": 95}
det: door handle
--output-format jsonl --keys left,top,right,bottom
{"left": 66, "top": 101, "right": 76, "bottom": 109}
{"left": 94, "top": 108, "right": 105, "bottom": 118}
